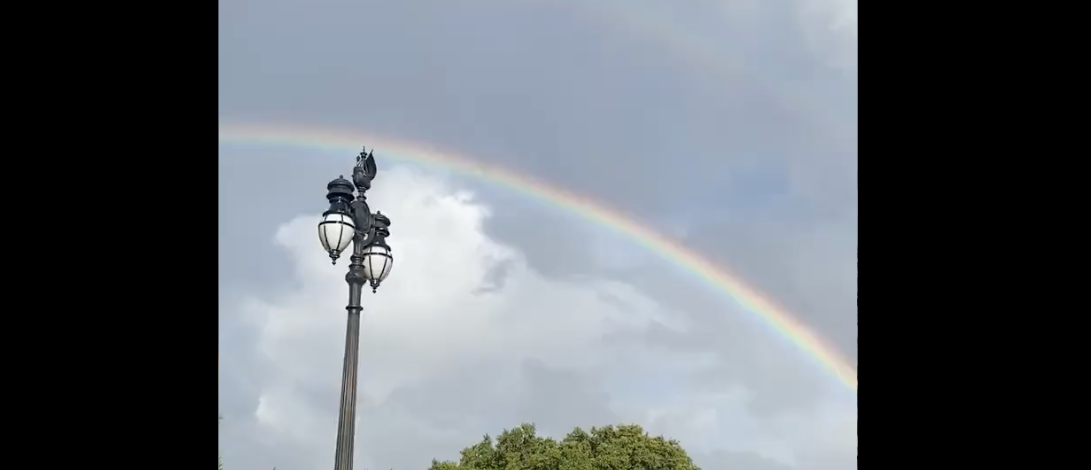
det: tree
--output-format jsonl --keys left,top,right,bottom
{"left": 428, "top": 423, "right": 702, "bottom": 470}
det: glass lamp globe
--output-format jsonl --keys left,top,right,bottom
{"left": 360, "top": 244, "right": 393, "bottom": 281}
{"left": 318, "top": 212, "right": 356, "bottom": 261}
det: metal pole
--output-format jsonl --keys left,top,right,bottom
{"left": 333, "top": 243, "right": 367, "bottom": 470}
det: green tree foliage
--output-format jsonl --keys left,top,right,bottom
{"left": 428, "top": 423, "right": 702, "bottom": 470}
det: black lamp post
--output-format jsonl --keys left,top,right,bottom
{"left": 317, "top": 147, "right": 394, "bottom": 470}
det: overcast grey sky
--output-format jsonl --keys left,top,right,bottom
{"left": 219, "top": 1, "right": 857, "bottom": 469}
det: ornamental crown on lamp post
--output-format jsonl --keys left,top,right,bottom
{"left": 353, "top": 147, "right": 377, "bottom": 194}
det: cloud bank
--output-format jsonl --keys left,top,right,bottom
{"left": 219, "top": 167, "right": 855, "bottom": 470}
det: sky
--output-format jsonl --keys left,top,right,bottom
{"left": 218, "top": 1, "right": 858, "bottom": 469}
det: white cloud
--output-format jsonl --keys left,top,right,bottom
{"left": 795, "top": 0, "right": 858, "bottom": 74}
{"left": 227, "top": 167, "right": 669, "bottom": 467}
{"left": 219, "top": 166, "right": 855, "bottom": 470}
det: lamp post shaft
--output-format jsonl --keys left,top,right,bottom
{"left": 333, "top": 246, "right": 367, "bottom": 470}
{"left": 324, "top": 150, "right": 390, "bottom": 470}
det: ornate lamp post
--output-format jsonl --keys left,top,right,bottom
{"left": 317, "top": 147, "right": 394, "bottom": 470}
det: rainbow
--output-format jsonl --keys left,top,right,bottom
{"left": 219, "top": 122, "right": 858, "bottom": 392}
